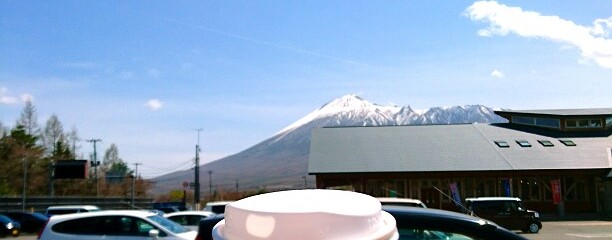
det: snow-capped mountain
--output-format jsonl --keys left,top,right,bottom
{"left": 151, "top": 95, "right": 507, "bottom": 194}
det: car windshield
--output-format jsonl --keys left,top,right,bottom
{"left": 399, "top": 228, "right": 473, "bottom": 240}
{"left": 31, "top": 212, "right": 49, "bottom": 220}
{"left": 0, "top": 215, "right": 11, "bottom": 222}
{"left": 147, "top": 215, "right": 190, "bottom": 234}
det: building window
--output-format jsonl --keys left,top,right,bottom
{"left": 516, "top": 140, "right": 531, "bottom": 147}
{"left": 463, "top": 179, "right": 475, "bottom": 198}
{"left": 494, "top": 141, "right": 510, "bottom": 148}
{"left": 511, "top": 116, "right": 560, "bottom": 129}
{"left": 535, "top": 117, "right": 560, "bottom": 128}
{"left": 366, "top": 179, "right": 406, "bottom": 197}
{"left": 566, "top": 119, "right": 602, "bottom": 129}
{"left": 559, "top": 139, "right": 576, "bottom": 146}
{"left": 565, "top": 177, "right": 587, "bottom": 201}
{"left": 519, "top": 178, "right": 541, "bottom": 201}
{"left": 537, "top": 140, "right": 554, "bottom": 147}
{"left": 475, "top": 178, "right": 496, "bottom": 197}
{"left": 512, "top": 116, "right": 535, "bottom": 125}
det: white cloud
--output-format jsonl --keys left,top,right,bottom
{"left": 20, "top": 94, "right": 34, "bottom": 102}
{"left": 491, "top": 69, "right": 505, "bottom": 78}
{"left": 465, "top": 1, "right": 612, "bottom": 68}
{"left": 0, "top": 87, "right": 19, "bottom": 105}
{"left": 146, "top": 99, "right": 163, "bottom": 110}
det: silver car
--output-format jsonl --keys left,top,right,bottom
{"left": 38, "top": 210, "right": 196, "bottom": 240}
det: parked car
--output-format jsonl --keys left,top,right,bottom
{"left": 378, "top": 197, "right": 427, "bottom": 208}
{"left": 384, "top": 205, "right": 528, "bottom": 240}
{"left": 0, "top": 211, "right": 48, "bottom": 233}
{"left": 44, "top": 205, "right": 100, "bottom": 216}
{"left": 155, "top": 206, "right": 181, "bottom": 214}
{"left": 196, "top": 189, "right": 527, "bottom": 240}
{"left": 164, "top": 211, "right": 214, "bottom": 230}
{"left": 195, "top": 214, "right": 224, "bottom": 240}
{"left": 465, "top": 197, "right": 542, "bottom": 233}
{"left": 202, "top": 201, "right": 232, "bottom": 214}
{"left": 37, "top": 210, "right": 197, "bottom": 240}
{"left": 195, "top": 206, "right": 526, "bottom": 240}
{"left": 0, "top": 214, "right": 20, "bottom": 237}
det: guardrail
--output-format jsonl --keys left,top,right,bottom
{"left": 0, "top": 196, "right": 154, "bottom": 212}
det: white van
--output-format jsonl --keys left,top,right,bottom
{"left": 45, "top": 205, "right": 101, "bottom": 216}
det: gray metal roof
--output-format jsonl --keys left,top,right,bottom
{"left": 308, "top": 124, "right": 612, "bottom": 174}
{"left": 495, "top": 108, "right": 612, "bottom": 116}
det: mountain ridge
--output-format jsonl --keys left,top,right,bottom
{"left": 151, "top": 95, "right": 507, "bottom": 195}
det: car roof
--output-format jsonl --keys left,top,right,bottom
{"left": 465, "top": 197, "right": 522, "bottom": 202}
{"left": 2, "top": 211, "right": 48, "bottom": 219}
{"left": 377, "top": 197, "right": 423, "bottom": 203}
{"left": 205, "top": 201, "right": 233, "bottom": 206}
{"left": 46, "top": 205, "right": 100, "bottom": 210}
{"left": 48, "top": 210, "right": 156, "bottom": 222}
{"left": 164, "top": 211, "right": 214, "bottom": 217}
{"left": 383, "top": 205, "right": 484, "bottom": 223}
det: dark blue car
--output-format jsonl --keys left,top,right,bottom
{"left": 1, "top": 212, "right": 48, "bottom": 233}
{"left": 0, "top": 214, "right": 20, "bottom": 237}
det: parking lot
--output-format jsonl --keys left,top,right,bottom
{"left": 13, "top": 220, "right": 612, "bottom": 240}
{"left": 525, "top": 220, "right": 612, "bottom": 240}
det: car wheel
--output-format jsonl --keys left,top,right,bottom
{"left": 524, "top": 222, "right": 540, "bottom": 233}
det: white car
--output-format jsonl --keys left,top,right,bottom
{"left": 45, "top": 205, "right": 101, "bottom": 216}
{"left": 38, "top": 210, "right": 197, "bottom": 240}
{"left": 377, "top": 197, "right": 428, "bottom": 208}
{"left": 164, "top": 211, "right": 214, "bottom": 231}
{"left": 202, "top": 201, "right": 233, "bottom": 214}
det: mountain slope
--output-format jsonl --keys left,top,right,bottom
{"left": 151, "top": 95, "right": 507, "bottom": 194}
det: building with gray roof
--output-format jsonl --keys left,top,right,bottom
{"left": 309, "top": 108, "right": 612, "bottom": 216}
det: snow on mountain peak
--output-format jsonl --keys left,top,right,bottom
{"left": 276, "top": 94, "right": 387, "bottom": 136}
{"left": 274, "top": 95, "right": 504, "bottom": 137}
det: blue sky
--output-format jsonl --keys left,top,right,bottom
{"left": 1, "top": 1, "right": 611, "bottom": 178}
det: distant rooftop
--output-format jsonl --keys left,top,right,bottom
{"left": 495, "top": 108, "right": 612, "bottom": 116}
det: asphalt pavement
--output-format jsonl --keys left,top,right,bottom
{"left": 14, "top": 220, "right": 612, "bottom": 239}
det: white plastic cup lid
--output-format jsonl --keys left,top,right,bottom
{"left": 212, "top": 189, "right": 398, "bottom": 240}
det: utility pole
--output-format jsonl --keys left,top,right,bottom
{"left": 22, "top": 157, "right": 27, "bottom": 212}
{"left": 194, "top": 129, "right": 202, "bottom": 210}
{"left": 208, "top": 170, "right": 213, "bottom": 197}
{"left": 87, "top": 139, "right": 101, "bottom": 197}
{"left": 132, "top": 163, "right": 141, "bottom": 209}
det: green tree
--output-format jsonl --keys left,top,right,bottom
{"left": 0, "top": 125, "right": 43, "bottom": 196}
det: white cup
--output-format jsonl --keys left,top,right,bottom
{"left": 212, "top": 189, "right": 398, "bottom": 240}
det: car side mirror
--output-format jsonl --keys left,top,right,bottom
{"left": 149, "top": 229, "right": 160, "bottom": 238}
